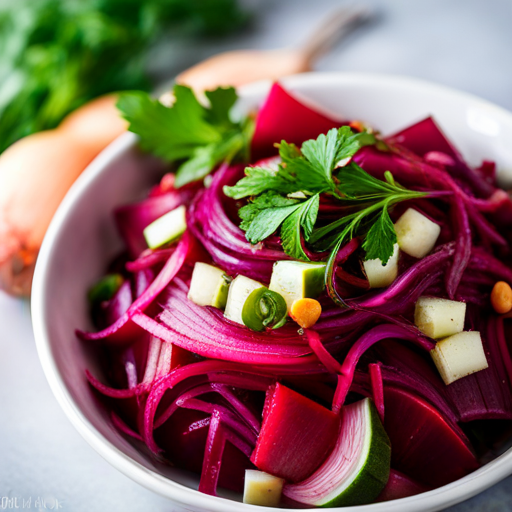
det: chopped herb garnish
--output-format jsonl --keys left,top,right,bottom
{"left": 117, "top": 85, "right": 253, "bottom": 187}
{"left": 225, "top": 126, "right": 424, "bottom": 265}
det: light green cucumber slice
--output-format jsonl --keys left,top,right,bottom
{"left": 187, "top": 262, "right": 231, "bottom": 309}
{"left": 269, "top": 260, "right": 326, "bottom": 311}
{"left": 143, "top": 205, "right": 186, "bottom": 249}
{"left": 283, "top": 398, "right": 391, "bottom": 507}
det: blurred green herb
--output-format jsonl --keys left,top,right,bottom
{"left": 117, "top": 84, "right": 254, "bottom": 187}
{"left": 0, "top": 0, "right": 247, "bottom": 153}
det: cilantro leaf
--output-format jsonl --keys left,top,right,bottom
{"left": 362, "top": 206, "right": 397, "bottom": 263}
{"left": 118, "top": 84, "right": 252, "bottom": 187}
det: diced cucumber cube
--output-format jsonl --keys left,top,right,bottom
{"left": 363, "top": 244, "right": 399, "bottom": 288}
{"left": 224, "top": 275, "right": 264, "bottom": 325}
{"left": 394, "top": 208, "right": 441, "bottom": 258}
{"left": 414, "top": 296, "right": 466, "bottom": 339}
{"left": 187, "top": 262, "right": 230, "bottom": 309}
{"left": 269, "top": 261, "right": 326, "bottom": 311}
{"left": 431, "top": 331, "right": 488, "bottom": 385}
{"left": 143, "top": 205, "right": 186, "bottom": 249}
{"left": 243, "top": 470, "right": 284, "bottom": 507}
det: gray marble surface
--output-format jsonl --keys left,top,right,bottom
{"left": 2, "top": 0, "right": 512, "bottom": 510}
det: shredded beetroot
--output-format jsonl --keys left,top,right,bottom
{"left": 79, "top": 82, "right": 512, "bottom": 503}
{"left": 77, "top": 233, "right": 191, "bottom": 343}
{"left": 369, "top": 363, "right": 385, "bottom": 423}
{"left": 332, "top": 324, "right": 433, "bottom": 413}
{"left": 305, "top": 329, "right": 341, "bottom": 374}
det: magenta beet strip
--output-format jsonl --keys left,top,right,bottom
{"left": 86, "top": 370, "right": 141, "bottom": 399}
{"left": 212, "top": 383, "right": 262, "bottom": 434}
{"left": 446, "top": 192, "right": 471, "bottom": 298}
{"left": 305, "top": 329, "right": 341, "bottom": 374}
{"left": 332, "top": 324, "right": 433, "bottom": 413}
{"left": 495, "top": 316, "right": 512, "bottom": 389}
{"left": 198, "top": 409, "right": 225, "bottom": 496}
{"left": 126, "top": 248, "right": 175, "bottom": 272}
{"left": 369, "top": 363, "right": 385, "bottom": 423}
{"left": 111, "top": 412, "right": 144, "bottom": 442}
{"left": 178, "top": 398, "right": 258, "bottom": 446}
{"left": 77, "top": 232, "right": 190, "bottom": 342}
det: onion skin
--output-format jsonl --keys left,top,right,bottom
{"left": 0, "top": 94, "right": 127, "bottom": 296}
{"left": 58, "top": 94, "right": 128, "bottom": 153}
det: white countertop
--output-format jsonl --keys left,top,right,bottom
{"left": 2, "top": 0, "right": 512, "bottom": 510}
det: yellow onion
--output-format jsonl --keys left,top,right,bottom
{"left": 0, "top": 94, "right": 127, "bottom": 296}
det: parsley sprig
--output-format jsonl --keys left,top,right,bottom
{"left": 224, "top": 127, "right": 426, "bottom": 264}
{"left": 117, "top": 85, "right": 253, "bottom": 187}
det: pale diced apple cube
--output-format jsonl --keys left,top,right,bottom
{"left": 143, "top": 205, "right": 187, "bottom": 249}
{"left": 187, "top": 262, "right": 229, "bottom": 309}
{"left": 269, "top": 260, "right": 325, "bottom": 311}
{"left": 363, "top": 243, "right": 399, "bottom": 288}
{"left": 224, "top": 275, "right": 263, "bottom": 325}
{"left": 243, "top": 470, "right": 284, "bottom": 507}
{"left": 431, "top": 331, "right": 488, "bottom": 385}
{"left": 394, "top": 208, "right": 441, "bottom": 259}
{"left": 414, "top": 296, "right": 466, "bottom": 339}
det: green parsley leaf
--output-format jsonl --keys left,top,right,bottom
{"left": 239, "top": 192, "right": 299, "bottom": 231}
{"left": 337, "top": 163, "right": 406, "bottom": 200}
{"left": 246, "top": 203, "right": 302, "bottom": 243}
{"left": 280, "top": 194, "right": 320, "bottom": 261}
{"left": 204, "top": 87, "right": 238, "bottom": 127}
{"left": 224, "top": 126, "right": 370, "bottom": 200}
{"left": 361, "top": 206, "right": 397, "bottom": 262}
{"left": 299, "top": 126, "right": 361, "bottom": 188}
{"left": 278, "top": 140, "right": 331, "bottom": 194}
{"left": 118, "top": 84, "right": 253, "bottom": 186}
{"left": 224, "top": 164, "right": 296, "bottom": 200}
{"left": 228, "top": 126, "right": 427, "bottom": 265}
{"left": 117, "top": 87, "right": 219, "bottom": 160}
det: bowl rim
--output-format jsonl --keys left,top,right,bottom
{"left": 32, "top": 71, "right": 512, "bottom": 512}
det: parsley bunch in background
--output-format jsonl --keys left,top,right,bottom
{"left": 0, "top": 0, "right": 247, "bottom": 153}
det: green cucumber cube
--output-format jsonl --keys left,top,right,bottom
{"left": 143, "top": 205, "right": 186, "bottom": 249}
{"left": 187, "top": 262, "right": 230, "bottom": 309}
{"left": 269, "top": 261, "right": 326, "bottom": 311}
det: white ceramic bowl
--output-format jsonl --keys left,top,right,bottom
{"left": 32, "top": 72, "right": 512, "bottom": 512}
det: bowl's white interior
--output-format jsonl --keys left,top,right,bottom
{"left": 32, "top": 73, "right": 512, "bottom": 512}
